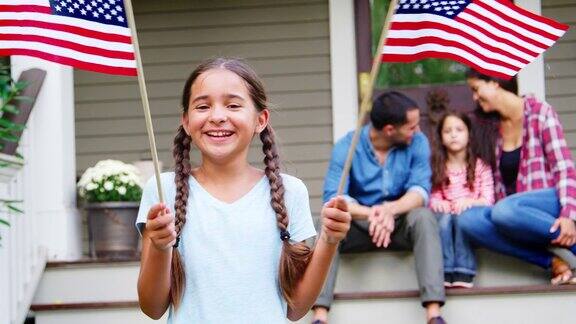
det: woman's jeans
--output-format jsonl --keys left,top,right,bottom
{"left": 458, "top": 188, "right": 576, "bottom": 269}
{"left": 436, "top": 213, "right": 476, "bottom": 275}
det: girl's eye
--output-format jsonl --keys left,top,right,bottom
{"left": 195, "top": 105, "right": 210, "bottom": 110}
{"left": 228, "top": 103, "right": 241, "bottom": 109}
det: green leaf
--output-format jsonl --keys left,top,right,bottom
{"left": 0, "top": 218, "right": 10, "bottom": 226}
{"left": 14, "top": 81, "right": 28, "bottom": 91}
{"left": 2, "top": 104, "right": 20, "bottom": 114}
{"left": 6, "top": 204, "right": 23, "bottom": 213}
{"left": 13, "top": 96, "right": 33, "bottom": 103}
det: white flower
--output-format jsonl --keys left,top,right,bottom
{"left": 104, "top": 181, "right": 114, "bottom": 191}
{"left": 86, "top": 182, "right": 98, "bottom": 191}
{"left": 117, "top": 186, "right": 127, "bottom": 195}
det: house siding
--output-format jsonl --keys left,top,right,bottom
{"left": 543, "top": 0, "right": 576, "bottom": 155}
{"left": 74, "top": 0, "right": 332, "bottom": 216}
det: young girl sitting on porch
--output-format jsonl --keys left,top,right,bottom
{"left": 135, "top": 58, "right": 351, "bottom": 323}
{"left": 429, "top": 94, "right": 495, "bottom": 288}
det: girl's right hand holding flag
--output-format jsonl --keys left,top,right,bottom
{"left": 320, "top": 196, "right": 351, "bottom": 244}
{"left": 145, "top": 203, "right": 177, "bottom": 251}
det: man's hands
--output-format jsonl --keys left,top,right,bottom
{"left": 368, "top": 203, "right": 396, "bottom": 248}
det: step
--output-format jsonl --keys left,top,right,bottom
{"left": 30, "top": 285, "right": 576, "bottom": 324}
{"left": 33, "top": 249, "right": 551, "bottom": 305}
{"left": 334, "top": 248, "right": 548, "bottom": 293}
{"left": 31, "top": 303, "right": 166, "bottom": 324}
{"left": 32, "top": 258, "right": 140, "bottom": 305}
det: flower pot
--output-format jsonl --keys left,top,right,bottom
{"left": 85, "top": 201, "right": 140, "bottom": 259}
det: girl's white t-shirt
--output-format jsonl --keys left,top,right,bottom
{"left": 136, "top": 172, "right": 317, "bottom": 324}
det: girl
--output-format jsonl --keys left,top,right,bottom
{"left": 430, "top": 103, "right": 495, "bottom": 288}
{"left": 458, "top": 69, "right": 576, "bottom": 285}
{"left": 136, "top": 58, "right": 351, "bottom": 323}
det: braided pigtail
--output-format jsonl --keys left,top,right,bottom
{"left": 170, "top": 125, "right": 191, "bottom": 309}
{"left": 260, "top": 125, "right": 312, "bottom": 307}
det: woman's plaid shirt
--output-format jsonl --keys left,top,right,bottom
{"left": 494, "top": 96, "right": 576, "bottom": 220}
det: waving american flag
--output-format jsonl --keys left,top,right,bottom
{"left": 0, "top": 0, "right": 136, "bottom": 76}
{"left": 382, "top": 0, "right": 569, "bottom": 79}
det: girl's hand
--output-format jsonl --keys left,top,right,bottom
{"left": 431, "top": 201, "right": 451, "bottom": 214}
{"left": 453, "top": 198, "right": 475, "bottom": 215}
{"left": 321, "top": 196, "right": 351, "bottom": 245}
{"left": 550, "top": 218, "right": 576, "bottom": 247}
{"left": 145, "top": 203, "right": 177, "bottom": 251}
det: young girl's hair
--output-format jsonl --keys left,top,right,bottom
{"left": 429, "top": 94, "right": 477, "bottom": 191}
{"left": 170, "top": 58, "right": 312, "bottom": 308}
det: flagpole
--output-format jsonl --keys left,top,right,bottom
{"left": 123, "top": 0, "right": 165, "bottom": 203}
{"left": 336, "top": 0, "right": 399, "bottom": 196}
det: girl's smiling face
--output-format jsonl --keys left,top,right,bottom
{"left": 182, "top": 68, "right": 269, "bottom": 163}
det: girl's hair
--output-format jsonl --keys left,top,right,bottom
{"left": 429, "top": 93, "right": 477, "bottom": 191}
{"left": 171, "top": 58, "right": 312, "bottom": 308}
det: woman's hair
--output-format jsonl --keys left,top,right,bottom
{"left": 465, "top": 69, "right": 518, "bottom": 94}
{"left": 171, "top": 58, "right": 312, "bottom": 308}
{"left": 429, "top": 93, "right": 477, "bottom": 192}
{"left": 370, "top": 91, "right": 419, "bottom": 130}
{"left": 464, "top": 69, "right": 506, "bottom": 170}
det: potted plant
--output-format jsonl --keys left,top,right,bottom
{"left": 77, "top": 159, "right": 143, "bottom": 259}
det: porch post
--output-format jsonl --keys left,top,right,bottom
{"left": 516, "top": 0, "right": 546, "bottom": 100}
{"left": 329, "top": 0, "right": 359, "bottom": 143}
{"left": 11, "top": 56, "right": 82, "bottom": 261}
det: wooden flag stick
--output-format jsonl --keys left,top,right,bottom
{"left": 123, "top": 0, "right": 165, "bottom": 203}
{"left": 336, "top": 0, "right": 399, "bottom": 196}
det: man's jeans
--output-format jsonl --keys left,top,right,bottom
{"left": 314, "top": 207, "right": 445, "bottom": 309}
{"left": 458, "top": 188, "right": 576, "bottom": 269}
{"left": 435, "top": 213, "right": 476, "bottom": 276}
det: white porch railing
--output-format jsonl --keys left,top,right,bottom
{"left": 0, "top": 118, "right": 47, "bottom": 324}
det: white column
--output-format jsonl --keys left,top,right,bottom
{"left": 11, "top": 56, "right": 82, "bottom": 261}
{"left": 516, "top": 0, "right": 546, "bottom": 100}
{"left": 329, "top": 0, "right": 359, "bottom": 143}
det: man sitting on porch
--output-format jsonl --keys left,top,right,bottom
{"left": 312, "top": 91, "right": 446, "bottom": 324}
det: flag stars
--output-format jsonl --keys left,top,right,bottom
{"left": 54, "top": 5, "right": 61, "bottom": 11}
{"left": 111, "top": 9, "right": 117, "bottom": 15}
{"left": 104, "top": 13, "right": 112, "bottom": 20}
{"left": 403, "top": 4, "right": 410, "bottom": 9}
{"left": 116, "top": 5, "right": 123, "bottom": 12}
{"left": 92, "top": 11, "right": 99, "bottom": 18}
{"left": 91, "top": 1, "right": 97, "bottom": 6}
{"left": 67, "top": 7, "right": 74, "bottom": 13}
{"left": 103, "top": 3, "right": 110, "bottom": 9}
{"left": 79, "top": 0, "right": 85, "bottom": 4}
{"left": 97, "top": 7, "right": 104, "bottom": 13}
{"left": 424, "top": 4, "right": 431, "bottom": 8}
{"left": 117, "top": 16, "right": 125, "bottom": 23}
{"left": 60, "top": 1, "right": 67, "bottom": 6}
{"left": 85, "top": 5, "right": 92, "bottom": 11}
{"left": 414, "top": 4, "right": 421, "bottom": 8}
{"left": 73, "top": 3, "right": 80, "bottom": 9}
{"left": 446, "top": 11, "right": 454, "bottom": 15}
{"left": 109, "top": 0, "right": 116, "bottom": 4}
{"left": 80, "top": 8, "right": 87, "bottom": 15}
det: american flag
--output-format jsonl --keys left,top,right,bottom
{"left": 0, "top": 0, "right": 136, "bottom": 76}
{"left": 382, "top": 0, "right": 569, "bottom": 79}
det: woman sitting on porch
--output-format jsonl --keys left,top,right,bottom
{"left": 458, "top": 69, "right": 576, "bottom": 285}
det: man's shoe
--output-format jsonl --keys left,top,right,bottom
{"left": 427, "top": 316, "right": 447, "bottom": 324}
